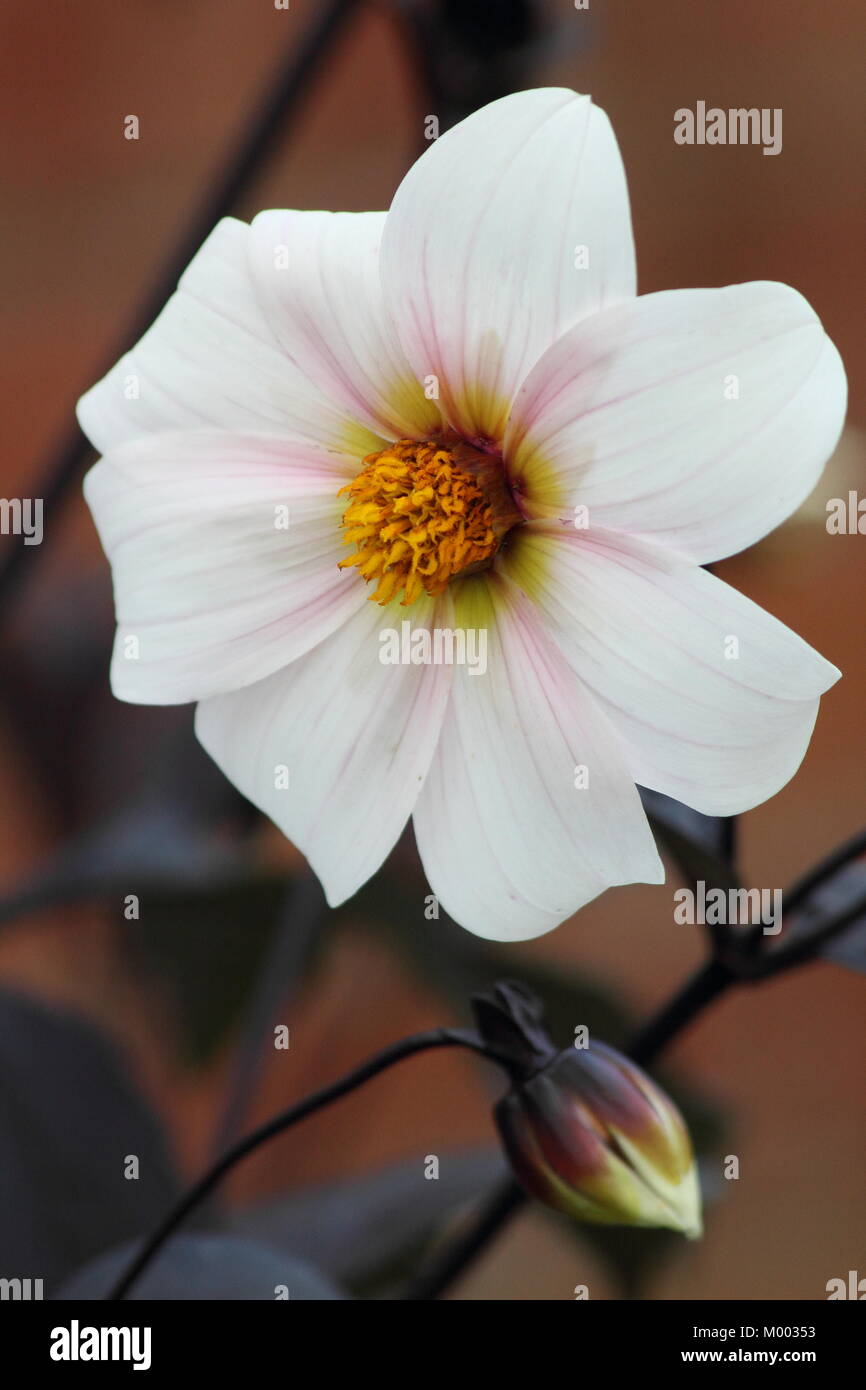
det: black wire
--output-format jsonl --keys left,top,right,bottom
{"left": 108, "top": 1026, "right": 499, "bottom": 1301}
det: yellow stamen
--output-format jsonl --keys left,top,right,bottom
{"left": 338, "top": 437, "right": 522, "bottom": 606}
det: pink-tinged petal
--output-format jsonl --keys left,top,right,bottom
{"left": 84, "top": 431, "right": 364, "bottom": 705}
{"left": 195, "top": 594, "right": 454, "bottom": 906}
{"left": 248, "top": 210, "right": 441, "bottom": 443}
{"left": 506, "top": 524, "right": 839, "bottom": 815}
{"left": 506, "top": 282, "right": 846, "bottom": 561}
{"left": 380, "top": 89, "right": 634, "bottom": 445}
{"left": 77, "top": 218, "right": 383, "bottom": 460}
{"left": 412, "top": 575, "right": 663, "bottom": 941}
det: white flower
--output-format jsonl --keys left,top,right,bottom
{"left": 79, "top": 89, "right": 845, "bottom": 942}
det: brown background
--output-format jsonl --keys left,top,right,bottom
{"left": 0, "top": 0, "right": 863, "bottom": 1298}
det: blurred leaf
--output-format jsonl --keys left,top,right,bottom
{"left": 0, "top": 798, "right": 257, "bottom": 934}
{"left": 57, "top": 1234, "right": 344, "bottom": 1300}
{"left": 0, "top": 702, "right": 259, "bottom": 936}
{"left": 0, "top": 681, "right": 339, "bottom": 1065}
{"left": 0, "top": 803, "right": 306, "bottom": 1065}
{"left": 231, "top": 1148, "right": 507, "bottom": 1293}
{"left": 0, "top": 720, "right": 328, "bottom": 1065}
{"left": 128, "top": 875, "right": 316, "bottom": 1067}
{"left": 0, "top": 988, "right": 198, "bottom": 1293}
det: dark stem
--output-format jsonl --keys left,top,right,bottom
{"left": 626, "top": 957, "right": 736, "bottom": 1066}
{"left": 719, "top": 814, "right": 738, "bottom": 868}
{"left": 108, "top": 1027, "right": 500, "bottom": 1301}
{"left": 0, "top": 0, "right": 362, "bottom": 605}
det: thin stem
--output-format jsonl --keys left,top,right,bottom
{"left": 0, "top": 0, "right": 362, "bottom": 604}
{"left": 108, "top": 1027, "right": 499, "bottom": 1301}
{"left": 627, "top": 957, "right": 736, "bottom": 1066}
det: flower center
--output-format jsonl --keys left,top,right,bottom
{"left": 338, "top": 437, "right": 522, "bottom": 606}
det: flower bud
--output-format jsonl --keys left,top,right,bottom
{"left": 474, "top": 982, "right": 702, "bottom": 1237}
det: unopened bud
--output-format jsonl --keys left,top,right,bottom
{"left": 474, "top": 982, "right": 702, "bottom": 1238}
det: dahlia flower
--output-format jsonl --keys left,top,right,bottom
{"left": 79, "top": 89, "right": 845, "bottom": 941}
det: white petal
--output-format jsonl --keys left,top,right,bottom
{"left": 506, "top": 282, "right": 847, "bottom": 561}
{"left": 195, "top": 595, "right": 454, "bottom": 905}
{"left": 412, "top": 575, "right": 663, "bottom": 941}
{"left": 77, "top": 218, "right": 382, "bottom": 460}
{"left": 506, "top": 525, "right": 839, "bottom": 815}
{"left": 380, "top": 89, "right": 634, "bottom": 444}
{"left": 84, "top": 431, "right": 364, "bottom": 705}
{"left": 248, "top": 210, "right": 440, "bottom": 442}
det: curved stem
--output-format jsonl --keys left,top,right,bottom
{"left": 108, "top": 1027, "right": 497, "bottom": 1300}
{"left": 627, "top": 958, "right": 736, "bottom": 1066}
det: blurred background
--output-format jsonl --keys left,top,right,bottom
{"left": 0, "top": 0, "right": 863, "bottom": 1299}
